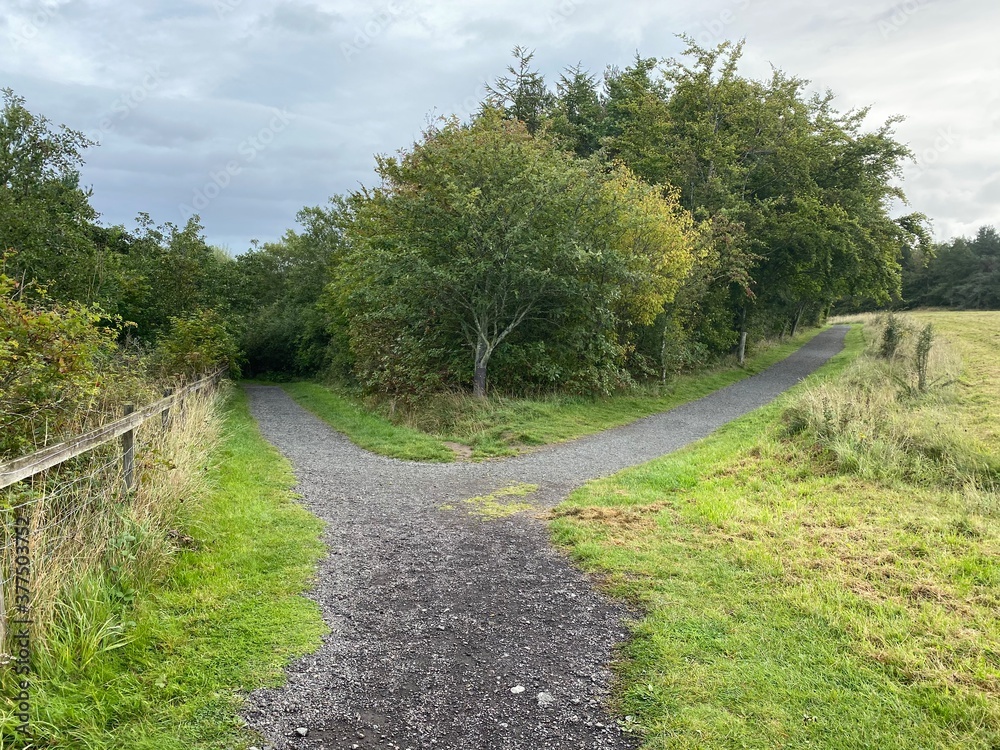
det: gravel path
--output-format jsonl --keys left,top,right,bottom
{"left": 242, "top": 326, "right": 848, "bottom": 749}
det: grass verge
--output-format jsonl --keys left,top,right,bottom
{"left": 551, "top": 314, "right": 1000, "bottom": 749}
{"left": 291, "top": 327, "right": 829, "bottom": 460}
{"left": 1, "top": 388, "right": 326, "bottom": 748}
{"left": 280, "top": 381, "right": 455, "bottom": 462}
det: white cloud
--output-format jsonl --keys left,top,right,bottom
{"left": 0, "top": 0, "right": 997, "bottom": 248}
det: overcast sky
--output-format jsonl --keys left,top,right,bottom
{"left": 2, "top": 0, "right": 997, "bottom": 252}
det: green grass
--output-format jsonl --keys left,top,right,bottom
{"left": 441, "top": 483, "right": 540, "bottom": 519}
{"left": 551, "top": 315, "right": 1000, "bottom": 749}
{"left": 280, "top": 381, "right": 456, "bottom": 462}
{"left": 2, "top": 389, "right": 326, "bottom": 749}
{"left": 290, "top": 327, "right": 829, "bottom": 460}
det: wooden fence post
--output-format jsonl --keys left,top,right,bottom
{"left": 0, "top": 564, "right": 6, "bottom": 658}
{"left": 122, "top": 404, "right": 136, "bottom": 491}
{"left": 178, "top": 377, "right": 187, "bottom": 422}
{"left": 161, "top": 388, "right": 173, "bottom": 431}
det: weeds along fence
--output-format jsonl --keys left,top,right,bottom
{"left": 0, "top": 369, "right": 226, "bottom": 660}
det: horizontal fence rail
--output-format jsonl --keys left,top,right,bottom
{"left": 0, "top": 368, "right": 224, "bottom": 490}
{"left": 0, "top": 367, "right": 225, "bottom": 659}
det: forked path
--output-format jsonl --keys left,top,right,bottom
{"left": 243, "top": 326, "right": 848, "bottom": 749}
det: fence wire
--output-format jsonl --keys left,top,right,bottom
{"left": 0, "top": 373, "right": 224, "bottom": 660}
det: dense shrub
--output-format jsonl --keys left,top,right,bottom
{"left": 0, "top": 272, "right": 120, "bottom": 458}
{"left": 153, "top": 308, "right": 241, "bottom": 379}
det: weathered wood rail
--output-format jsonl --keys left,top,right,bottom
{"left": 0, "top": 368, "right": 225, "bottom": 651}
{"left": 0, "top": 368, "right": 224, "bottom": 491}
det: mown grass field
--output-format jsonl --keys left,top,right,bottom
{"left": 283, "top": 328, "right": 828, "bottom": 460}
{"left": 551, "top": 312, "right": 999, "bottom": 749}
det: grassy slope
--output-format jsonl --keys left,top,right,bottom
{"left": 280, "top": 381, "right": 455, "bottom": 462}
{"left": 285, "top": 328, "right": 827, "bottom": 460}
{"left": 551, "top": 314, "right": 1000, "bottom": 749}
{"left": 16, "top": 389, "right": 325, "bottom": 749}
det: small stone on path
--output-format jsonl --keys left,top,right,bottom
{"left": 510, "top": 685, "right": 525, "bottom": 694}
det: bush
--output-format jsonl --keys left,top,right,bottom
{"left": 914, "top": 323, "right": 934, "bottom": 393}
{"left": 154, "top": 308, "right": 241, "bottom": 379}
{"left": 0, "top": 272, "right": 121, "bottom": 458}
{"left": 878, "top": 311, "right": 908, "bottom": 359}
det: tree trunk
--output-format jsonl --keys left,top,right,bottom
{"left": 473, "top": 340, "right": 491, "bottom": 398}
{"left": 790, "top": 301, "right": 806, "bottom": 337}
{"left": 737, "top": 305, "right": 748, "bottom": 365}
{"left": 660, "top": 324, "right": 669, "bottom": 384}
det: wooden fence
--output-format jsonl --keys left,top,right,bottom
{"left": 0, "top": 369, "right": 224, "bottom": 491}
{"left": 0, "top": 368, "right": 226, "bottom": 649}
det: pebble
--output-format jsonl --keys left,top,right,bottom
{"left": 510, "top": 685, "right": 525, "bottom": 694}
{"left": 537, "top": 691, "right": 555, "bottom": 707}
{"left": 295, "top": 727, "right": 308, "bottom": 737}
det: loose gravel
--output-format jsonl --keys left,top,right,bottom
{"left": 242, "top": 326, "right": 848, "bottom": 749}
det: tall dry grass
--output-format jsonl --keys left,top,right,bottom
{"left": 786, "top": 314, "right": 998, "bottom": 495}
{"left": 1, "top": 384, "right": 223, "bottom": 663}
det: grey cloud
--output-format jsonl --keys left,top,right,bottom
{"left": 255, "top": 1, "right": 344, "bottom": 35}
{"left": 975, "top": 176, "right": 1000, "bottom": 207}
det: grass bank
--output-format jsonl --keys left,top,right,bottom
{"left": 280, "top": 382, "right": 455, "bottom": 462}
{"left": 552, "top": 312, "right": 999, "bottom": 749}
{"left": 1, "top": 388, "right": 325, "bottom": 748}
{"left": 287, "top": 327, "right": 828, "bottom": 460}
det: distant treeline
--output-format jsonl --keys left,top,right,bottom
{"left": 3, "top": 38, "right": 983, "bottom": 399}
{"left": 902, "top": 226, "right": 1000, "bottom": 310}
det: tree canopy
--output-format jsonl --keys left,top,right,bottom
{"left": 1, "top": 38, "right": 949, "bottom": 399}
{"left": 903, "top": 226, "right": 1000, "bottom": 309}
{"left": 329, "top": 109, "right": 700, "bottom": 396}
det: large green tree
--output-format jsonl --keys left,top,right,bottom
{"left": 0, "top": 88, "right": 106, "bottom": 304}
{"left": 331, "top": 109, "right": 698, "bottom": 397}
{"left": 598, "top": 40, "right": 929, "bottom": 351}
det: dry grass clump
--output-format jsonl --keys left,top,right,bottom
{"left": 1, "top": 385, "right": 223, "bottom": 661}
{"left": 785, "top": 313, "right": 995, "bottom": 492}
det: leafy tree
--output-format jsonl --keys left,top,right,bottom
{"left": 597, "top": 40, "right": 928, "bottom": 348}
{"left": 0, "top": 88, "right": 105, "bottom": 304}
{"left": 0, "top": 268, "right": 120, "bottom": 457}
{"left": 113, "top": 214, "right": 232, "bottom": 339}
{"left": 485, "top": 46, "right": 555, "bottom": 135}
{"left": 602, "top": 56, "right": 674, "bottom": 188}
{"left": 331, "top": 110, "right": 699, "bottom": 397}
{"left": 548, "top": 65, "right": 605, "bottom": 157}
{"left": 153, "top": 307, "right": 241, "bottom": 379}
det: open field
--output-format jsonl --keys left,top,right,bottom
{"left": 551, "top": 312, "right": 1000, "bottom": 749}
{"left": 282, "top": 328, "right": 828, "bottom": 460}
